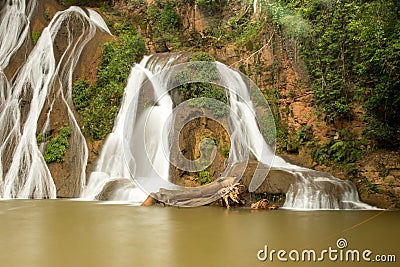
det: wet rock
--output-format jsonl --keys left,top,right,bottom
{"left": 226, "top": 161, "right": 299, "bottom": 194}
{"left": 96, "top": 178, "right": 134, "bottom": 201}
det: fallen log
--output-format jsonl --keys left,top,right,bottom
{"left": 144, "top": 176, "right": 241, "bottom": 207}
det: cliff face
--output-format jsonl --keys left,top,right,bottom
{"left": 12, "top": 0, "right": 398, "bottom": 207}
{"left": 116, "top": 0, "right": 397, "bottom": 208}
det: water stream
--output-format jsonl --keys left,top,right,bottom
{"left": 0, "top": 4, "right": 110, "bottom": 198}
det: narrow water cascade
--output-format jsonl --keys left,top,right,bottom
{"left": 0, "top": 4, "right": 110, "bottom": 198}
{"left": 0, "top": 0, "right": 37, "bottom": 69}
{"left": 217, "top": 63, "right": 371, "bottom": 209}
{"left": 81, "top": 57, "right": 151, "bottom": 202}
{"left": 82, "top": 53, "right": 188, "bottom": 202}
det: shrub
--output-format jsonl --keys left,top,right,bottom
{"left": 44, "top": 126, "right": 71, "bottom": 163}
{"left": 147, "top": 1, "right": 181, "bottom": 48}
{"left": 31, "top": 31, "right": 40, "bottom": 45}
{"left": 173, "top": 52, "right": 228, "bottom": 117}
{"left": 72, "top": 28, "right": 146, "bottom": 140}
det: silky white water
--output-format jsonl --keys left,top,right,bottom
{"left": 82, "top": 54, "right": 184, "bottom": 202}
{"left": 216, "top": 63, "right": 371, "bottom": 209}
{"left": 0, "top": 4, "right": 110, "bottom": 198}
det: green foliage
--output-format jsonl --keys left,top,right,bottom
{"left": 59, "top": 0, "right": 111, "bottom": 7}
{"left": 287, "top": 125, "right": 313, "bottom": 153}
{"left": 44, "top": 8, "right": 51, "bottom": 21}
{"left": 275, "top": 0, "right": 399, "bottom": 148}
{"left": 147, "top": 1, "right": 181, "bottom": 49}
{"left": 362, "top": 178, "right": 379, "bottom": 194}
{"left": 188, "top": 97, "right": 229, "bottom": 117}
{"left": 31, "top": 31, "right": 40, "bottom": 45}
{"left": 261, "top": 89, "right": 288, "bottom": 151}
{"left": 173, "top": 52, "right": 228, "bottom": 117}
{"left": 263, "top": 0, "right": 311, "bottom": 38}
{"left": 226, "top": 15, "right": 264, "bottom": 49}
{"left": 198, "top": 167, "right": 211, "bottom": 185}
{"left": 311, "top": 139, "right": 363, "bottom": 166}
{"left": 219, "top": 142, "right": 230, "bottom": 158}
{"left": 73, "top": 29, "right": 146, "bottom": 140}
{"left": 189, "top": 52, "right": 214, "bottom": 62}
{"left": 261, "top": 112, "right": 276, "bottom": 145}
{"left": 36, "top": 133, "right": 43, "bottom": 144}
{"left": 44, "top": 126, "right": 71, "bottom": 164}
{"left": 351, "top": 1, "right": 400, "bottom": 148}
{"left": 72, "top": 79, "right": 90, "bottom": 112}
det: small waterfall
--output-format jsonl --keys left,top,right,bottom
{"left": 82, "top": 54, "right": 186, "bottom": 202}
{"left": 217, "top": 63, "right": 371, "bottom": 210}
{"left": 283, "top": 170, "right": 373, "bottom": 210}
{"left": 0, "top": 4, "right": 110, "bottom": 198}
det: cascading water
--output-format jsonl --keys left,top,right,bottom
{"left": 0, "top": 2, "right": 372, "bottom": 209}
{"left": 82, "top": 53, "right": 187, "bottom": 202}
{"left": 0, "top": 0, "right": 37, "bottom": 69}
{"left": 84, "top": 55, "right": 372, "bottom": 209}
{"left": 81, "top": 57, "right": 151, "bottom": 202}
{"left": 217, "top": 64, "right": 371, "bottom": 209}
{"left": 0, "top": 3, "right": 110, "bottom": 198}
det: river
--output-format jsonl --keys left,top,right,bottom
{"left": 0, "top": 200, "right": 398, "bottom": 267}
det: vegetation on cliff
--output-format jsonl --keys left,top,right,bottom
{"left": 275, "top": 0, "right": 399, "bottom": 149}
{"left": 73, "top": 25, "right": 145, "bottom": 140}
{"left": 44, "top": 126, "right": 71, "bottom": 163}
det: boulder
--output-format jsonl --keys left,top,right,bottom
{"left": 226, "top": 161, "right": 299, "bottom": 194}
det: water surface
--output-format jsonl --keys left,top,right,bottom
{"left": 0, "top": 200, "right": 398, "bottom": 267}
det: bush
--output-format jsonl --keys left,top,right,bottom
{"left": 147, "top": 1, "right": 181, "bottom": 48}
{"left": 31, "top": 31, "right": 40, "bottom": 45}
{"left": 311, "top": 139, "right": 363, "bottom": 166}
{"left": 44, "top": 126, "right": 71, "bottom": 163}
{"left": 198, "top": 167, "right": 211, "bottom": 185}
{"left": 73, "top": 28, "right": 146, "bottom": 140}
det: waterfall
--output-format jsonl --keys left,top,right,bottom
{"left": 81, "top": 58, "right": 151, "bottom": 202}
{"left": 0, "top": 4, "right": 110, "bottom": 198}
{"left": 82, "top": 53, "right": 187, "bottom": 202}
{"left": 283, "top": 170, "right": 373, "bottom": 210}
{"left": 0, "top": 2, "right": 372, "bottom": 208}
{"left": 217, "top": 64, "right": 372, "bottom": 210}
{"left": 82, "top": 55, "right": 372, "bottom": 209}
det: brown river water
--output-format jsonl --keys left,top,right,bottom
{"left": 0, "top": 200, "right": 398, "bottom": 267}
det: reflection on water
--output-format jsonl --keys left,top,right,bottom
{"left": 0, "top": 200, "right": 398, "bottom": 267}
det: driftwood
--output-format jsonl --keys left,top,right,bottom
{"left": 142, "top": 176, "right": 241, "bottom": 207}
{"left": 250, "top": 199, "right": 279, "bottom": 210}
